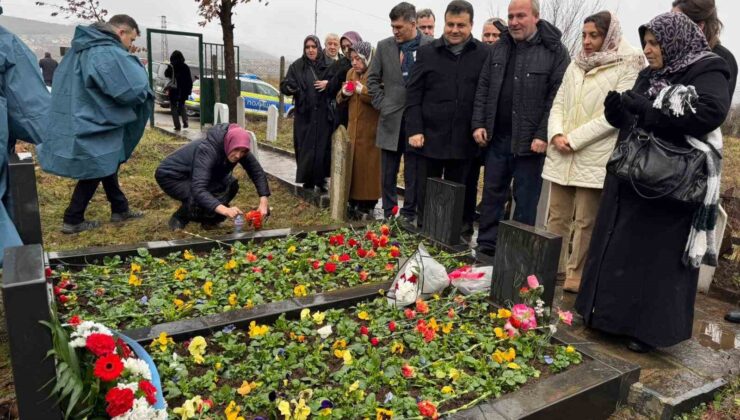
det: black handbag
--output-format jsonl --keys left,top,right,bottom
{"left": 606, "top": 127, "right": 707, "bottom": 204}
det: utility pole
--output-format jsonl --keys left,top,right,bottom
{"left": 314, "top": 0, "right": 318, "bottom": 35}
{"left": 160, "top": 15, "right": 168, "bottom": 61}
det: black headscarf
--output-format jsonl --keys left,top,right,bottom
{"left": 302, "top": 35, "right": 327, "bottom": 72}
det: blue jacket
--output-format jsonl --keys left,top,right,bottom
{"left": 0, "top": 25, "right": 51, "bottom": 266}
{"left": 39, "top": 23, "right": 153, "bottom": 180}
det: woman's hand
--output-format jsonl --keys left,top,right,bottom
{"left": 314, "top": 80, "right": 328, "bottom": 91}
{"left": 216, "top": 205, "right": 243, "bottom": 219}
{"left": 257, "top": 197, "right": 270, "bottom": 216}
{"left": 552, "top": 135, "right": 573, "bottom": 153}
{"left": 622, "top": 91, "right": 653, "bottom": 115}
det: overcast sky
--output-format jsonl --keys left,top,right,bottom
{"left": 3, "top": 0, "right": 739, "bottom": 60}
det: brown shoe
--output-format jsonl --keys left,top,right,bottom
{"left": 563, "top": 277, "right": 581, "bottom": 294}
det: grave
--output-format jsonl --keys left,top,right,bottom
{"left": 329, "top": 126, "right": 354, "bottom": 221}
{"left": 421, "top": 177, "right": 465, "bottom": 247}
{"left": 266, "top": 104, "right": 278, "bottom": 142}
{"left": 490, "top": 220, "right": 562, "bottom": 309}
{"left": 213, "top": 102, "right": 228, "bottom": 124}
{"left": 7, "top": 153, "right": 42, "bottom": 245}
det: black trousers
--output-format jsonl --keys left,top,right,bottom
{"left": 380, "top": 123, "right": 419, "bottom": 219}
{"left": 416, "top": 156, "right": 472, "bottom": 227}
{"left": 63, "top": 172, "right": 129, "bottom": 225}
{"left": 170, "top": 98, "right": 188, "bottom": 130}
{"left": 156, "top": 171, "right": 239, "bottom": 224}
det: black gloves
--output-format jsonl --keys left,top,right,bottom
{"left": 604, "top": 90, "right": 625, "bottom": 127}
{"left": 621, "top": 90, "right": 653, "bottom": 115}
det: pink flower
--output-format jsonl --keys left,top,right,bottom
{"left": 527, "top": 275, "right": 540, "bottom": 289}
{"left": 558, "top": 309, "right": 573, "bottom": 326}
{"left": 503, "top": 320, "right": 519, "bottom": 337}
{"left": 509, "top": 304, "right": 537, "bottom": 331}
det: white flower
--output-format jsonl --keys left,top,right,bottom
{"left": 536, "top": 299, "right": 544, "bottom": 308}
{"left": 112, "top": 397, "right": 167, "bottom": 420}
{"left": 123, "top": 358, "right": 152, "bottom": 381}
{"left": 116, "top": 382, "right": 139, "bottom": 392}
{"left": 549, "top": 325, "right": 557, "bottom": 334}
{"left": 69, "top": 321, "right": 113, "bottom": 348}
{"left": 317, "top": 324, "right": 333, "bottom": 339}
{"left": 396, "top": 279, "right": 418, "bottom": 303}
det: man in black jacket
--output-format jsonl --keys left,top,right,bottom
{"left": 155, "top": 124, "right": 270, "bottom": 230}
{"left": 472, "top": 0, "right": 569, "bottom": 256}
{"left": 406, "top": 0, "right": 488, "bottom": 230}
{"left": 38, "top": 52, "right": 57, "bottom": 87}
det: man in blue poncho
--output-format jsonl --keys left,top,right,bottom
{"left": 39, "top": 15, "right": 153, "bottom": 234}
{"left": 0, "top": 4, "right": 51, "bottom": 266}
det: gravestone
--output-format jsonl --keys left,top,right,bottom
{"left": 236, "top": 96, "right": 246, "bottom": 128}
{"left": 329, "top": 126, "right": 354, "bottom": 221}
{"left": 536, "top": 180, "right": 551, "bottom": 229}
{"left": 422, "top": 178, "right": 465, "bottom": 246}
{"left": 8, "top": 153, "right": 43, "bottom": 245}
{"left": 214, "top": 103, "right": 229, "bottom": 124}
{"left": 247, "top": 130, "right": 260, "bottom": 161}
{"left": 491, "top": 220, "right": 562, "bottom": 308}
{"left": 266, "top": 105, "right": 279, "bottom": 142}
{"left": 2, "top": 245, "right": 62, "bottom": 420}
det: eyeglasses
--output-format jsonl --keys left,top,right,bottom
{"left": 305, "top": 45, "right": 318, "bottom": 50}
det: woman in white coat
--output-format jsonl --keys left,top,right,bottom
{"left": 544, "top": 11, "right": 644, "bottom": 293}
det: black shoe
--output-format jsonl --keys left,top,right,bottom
{"left": 111, "top": 210, "right": 144, "bottom": 222}
{"left": 183, "top": 123, "right": 189, "bottom": 129}
{"left": 302, "top": 183, "right": 314, "bottom": 190}
{"left": 315, "top": 184, "right": 328, "bottom": 194}
{"left": 168, "top": 215, "right": 188, "bottom": 231}
{"left": 724, "top": 310, "right": 740, "bottom": 324}
{"left": 475, "top": 245, "right": 496, "bottom": 258}
{"left": 174, "top": 127, "right": 181, "bottom": 131}
{"left": 61, "top": 220, "right": 100, "bottom": 234}
{"left": 626, "top": 339, "right": 654, "bottom": 353}
{"left": 461, "top": 222, "right": 474, "bottom": 236}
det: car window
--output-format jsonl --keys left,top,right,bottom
{"left": 256, "top": 83, "right": 278, "bottom": 97}
{"left": 240, "top": 81, "right": 258, "bottom": 94}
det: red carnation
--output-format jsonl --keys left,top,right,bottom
{"left": 360, "top": 325, "right": 369, "bottom": 335}
{"left": 392, "top": 205, "right": 399, "bottom": 216}
{"left": 357, "top": 248, "right": 368, "bottom": 258}
{"left": 68, "top": 315, "right": 82, "bottom": 327}
{"left": 324, "top": 262, "right": 337, "bottom": 273}
{"left": 339, "top": 253, "right": 351, "bottom": 262}
{"left": 370, "top": 337, "right": 379, "bottom": 346}
{"left": 138, "top": 380, "right": 158, "bottom": 405}
{"left": 116, "top": 338, "right": 132, "bottom": 359}
{"left": 312, "top": 260, "right": 322, "bottom": 270}
{"left": 105, "top": 387, "right": 135, "bottom": 418}
{"left": 348, "top": 238, "right": 358, "bottom": 248}
{"left": 388, "top": 321, "right": 397, "bottom": 332}
{"left": 86, "top": 333, "right": 116, "bottom": 357}
{"left": 94, "top": 354, "right": 124, "bottom": 382}
{"left": 45, "top": 267, "right": 52, "bottom": 278}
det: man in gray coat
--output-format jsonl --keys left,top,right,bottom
{"left": 367, "top": 2, "right": 432, "bottom": 221}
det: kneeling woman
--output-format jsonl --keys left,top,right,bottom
{"left": 155, "top": 124, "right": 270, "bottom": 230}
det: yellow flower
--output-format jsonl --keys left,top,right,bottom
{"left": 156, "top": 258, "right": 166, "bottom": 265}
{"left": 294, "top": 284, "right": 308, "bottom": 297}
{"left": 390, "top": 341, "right": 405, "bottom": 354}
{"left": 505, "top": 347, "right": 516, "bottom": 361}
{"left": 173, "top": 395, "right": 203, "bottom": 420}
{"left": 287, "top": 245, "right": 296, "bottom": 254}
{"left": 493, "top": 347, "right": 516, "bottom": 364}
{"left": 174, "top": 268, "right": 188, "bottom": 281}
{"left": 566, "top": 345, "right": 575, "bottom": 354}
{"left": 248, "top": 321, "right": 269, "bottom": 338}
{"left": 228, "top": 293, "right": 238, "bottom": 306}
{"left": 507, "top": 362, "right": 521, "bottom": 370}
{"left": 224, "top": 259, "right": 237, "bottom": 270}
{"left": 130, "top": 263, "right": 142, "bottom": 273}
{"left": 442, "top": 322, "right": 453, "bottom": 334}
{"left": 441, "top": 385, "right": 454, "bottom": 394}
{"left": 332, "top": 339, "right": 347, "bottom": 349}
{"left": 283, "top": 267, "right": 291, "bottom": 274}
{"left": 277, "top": 400, "right": 292, "bottom": 418}
{"left": 128, "top": 273, "right": 142, "bottom": 287}
{"left": 183, "top": 289, "right": 192, "bottom": 296}
{"left": 428, "top": 317, "right": 440, "bottom": 332}
{"left": 300, "top": 308, "right": 311, "bottom": 320}
{"left": 183, "top": 250, "right": 195, "bottom": 261}
{"left": 294, "top": 399, "right": 311, "bottom": 420}
{"left": 334, "top": 349, "right": 345, "bottom": 358}
{"left": 348, "top": 380, "right": 360, "bottom": 393}
{"left": 312, "top": 311, "right": 326, "bottom": 325}
{"left": 494, "top": 327, "right": 506, "bottom": 339}
{"left": 432, "top": 293, "right": 441, "bottom": 300}
{"left": 449, "top": 368, "right": 461, "bottom": 381}
{"left": 343, "top": 349, "right": 353, "bottom": 365}
{"left": 225, "top": 401, "right": 245, "bottom": 420}
{"left": 203, "top": 281, "right": 213, "bottom": 297}
{"left": 376, "top": 408, "right": 394, "bottom": 419}
{"left": 174, "top": 298, "right": 185, "bottom": 308}
{"left": 188, "top": 336, "right": 207, "bottom": 364}
{"left": 215, "top": 362, "right": 222, "bottom": 370}
{"left": 245, "top": 299, "right": 254, "bottom": 309}
{"left": 151, "top": 331, "right": 174, "bottom": 352}
{"left": 237, "top": 380, "right": 260, "bottom": 396}
{"left": 358, "top": 311, "right": 371, "bottom": 320}
{"left": 489, "top": 312, "right": 497, "bottom": 320}
{"left": 497, "top": 308, "right": 512, "bottom": 319}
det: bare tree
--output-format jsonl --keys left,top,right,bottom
{"left": 196, "top": 0, "right": 268, "bottom": 123}
{"left": 540, "top": 0, "right": 607, "bottom": 55}
{"left": 34, "top": 0, "right": 108, "bottom": 22}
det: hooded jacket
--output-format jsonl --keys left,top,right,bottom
{"left": 39, "top": 23, "right": 153, "bottom": 180}
{"left": 472, "top": 20, "right": 570, "bottom": 156}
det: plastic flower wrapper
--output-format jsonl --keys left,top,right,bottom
{"left": 448, "top": 265, "right": 493, "bottom": 295}
{"left": 386, "top": 244, "right": 447, "bottom": 307}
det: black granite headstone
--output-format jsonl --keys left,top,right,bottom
{"left": 422, "top": 177, "right": 465, "bottom": 246}
{"left": 2, "top": 245, "right": 62, "bottom": 420}
{"left": 8, "top": 153, "right": 43, "bottom": 245}
{"left": 490, "top": 220, "right": 562, "bottom": 308}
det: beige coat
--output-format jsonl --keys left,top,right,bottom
{"left": 544, "top": 39, "right": 643, "bottom": 189}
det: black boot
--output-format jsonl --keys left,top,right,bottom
{"left": 626, "top": 339, "right": 654, "bottom": 353}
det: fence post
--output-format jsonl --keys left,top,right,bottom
{"left": 278, "top": 56, "right": 286, "bottom": 120}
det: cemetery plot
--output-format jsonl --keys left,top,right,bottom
{"left": 50, "top": 222, "right": 462, "bottom": 331}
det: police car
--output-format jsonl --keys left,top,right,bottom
{"left": 185, "top": 74, "right": 294, "bottom": 118}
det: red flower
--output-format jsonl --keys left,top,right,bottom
{"left": 404, "top": 308, "right": 416, "bottom": 319}
{"left": 359, "top": 271, "right": 369, "bottom": 281}
{"left": 365, "top": 231, "right": 377, "bottom": 241}
{"left": 105, "top": 387, "right": 134, "bottom": 418}
{"left": 44, "top": 267, "right": 52, "bottom": 278}
{"left": 418, "top": 400, "right": 439, "bottom": 419}
{"left": 246, "top": 252, "right": 258, "bottom": 263}
{"left": 423, "top": 328, "right": 436, "bottom": 342}
{"left": 339, "top": 253, "right": 351, "bottom": 262}
{"left": 401, "top": 364, "right": 415, "bottom": 378}
{"left": 379, "top": 236, "right": 389, "bottom": 248}
{"left": 329, "top": 234, "right": 345, "bottom": 246}
{"left": 86, "top": 333, "right": 116, "bottom": 357}
{"left": 138, "top": 380, "right": 158, "bottom": 405}
{"left": 520, "top": 287, "right": 529, "bottom": 294}
{"left": 58, "top": 294, "right": 69, "bottom": 304}
{"left": 416, "top": 299, "right": 430, "bottom": 314}
{"left": 94, "top": 287, "right": 106, "bottom": 297}
{"left": 116, "top": 338, "right": 132, "bottom": 359}
{"left": 312, "top": 260, "right": 322, "bottom": 270}
{"left": 392, "top": 205, "right": 399, "bottom": 216}
{"left": 370, "top": 337, "right": 380, "bottom": 346}
{"left": 388, "top": 321, "right": 397, "bottom": 332}
{"left": 346, "top": 81, "right": 356, "bottom": 92}
{"left": 416, "top": 319, "right": 427, "bottom": 333}
{"left": 53, "top": 286, "right": 62, "bottom": 296}
{"left": 201, "top": 398, "right": 213, "bottom": 411}
{"left": 385, "top": 263, "right": 395, "bottom": 271}
{"left": 366, "top": 250, "right": 377, "bottom": 258}
{"left": 448, "top": 308, "right": 456, "bottom": 319}
{"left": 372, "top": 238, "right": 380, "bottom": 249}
{"left": 267, "top": 254, "right": 274, "bottom": 261}
{"left": 94, "top": 354, "right": 124, "bottom": 382}
{"left": 360, "top": 325, "right": 369, "bottom": 336}
{"left": 357, "top": 248, "right": 368, "bottom": 258}
{"left": 380, "top": 225, "right": 391, "bottom": 236}
{"left": 68, "top": 315, "right": 82, "bottom": 327}
{"left": 324, "top": 262, "right": 337, "bottom": 273}
{"left": 390, "top": 248, "right": 401, "bottom": 258}
{"left": 252, "top": 266, "right": 263, "bottom": 273}
{"left": 348, "top": 238, "right": 358, "bottom": 248}
{"left": 58, "top": 279, "right": 69, "bottom": 289}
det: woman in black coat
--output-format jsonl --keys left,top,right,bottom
{"left": 575, "top": 12, "right": 730, "bottom": 352}
{"left": 280, "top": 35, "right": 333, "bottom": 192}
{"left": 164, "top": 50, "right": 193, "bottom": 131}
{"left": 155, "top": 124, "right": 270, "bottom": 230}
